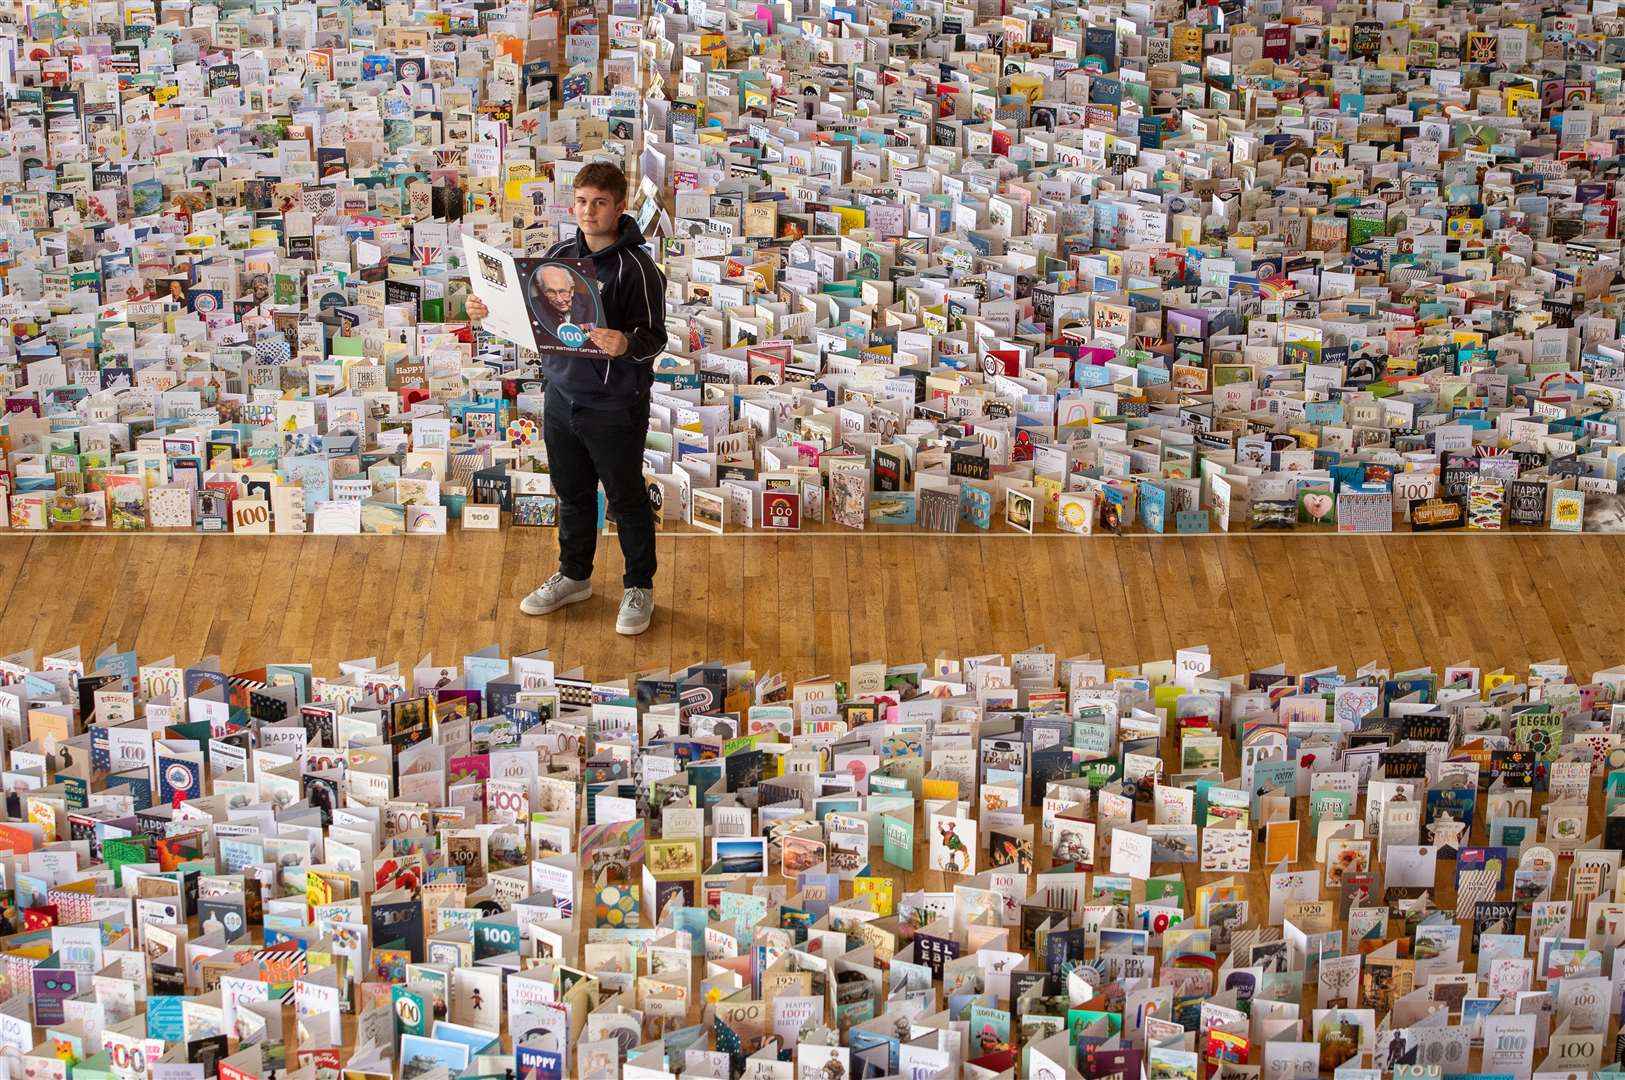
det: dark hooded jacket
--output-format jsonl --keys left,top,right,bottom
{"left": 539, "top": 214, "right": 668, "bottom": 409}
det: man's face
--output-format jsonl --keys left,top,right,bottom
{"left": 572, "top": 184, "right": 626, "bottom": 237}
{"left": 540, "top": 267, "right": 575, "bottom": 318}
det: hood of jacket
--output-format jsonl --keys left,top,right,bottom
{"left": 571, "top": 214, "right": 647, "bottom": 260}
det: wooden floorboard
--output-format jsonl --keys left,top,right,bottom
{"left": 3, "top": 533, "right": 1625, "bottom": 677}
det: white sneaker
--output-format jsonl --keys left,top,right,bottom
{"left": 520, "top": 573, "right": 591, "bottom": 615}
{"left": 616, "top": 587, "right": 654, "bottom": 636}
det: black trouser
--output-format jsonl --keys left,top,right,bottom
{"left": 543, "top": 384, "right": 657, "bottom": 589}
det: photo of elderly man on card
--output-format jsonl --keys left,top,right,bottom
{"left": 524, "top": 259, "right": 603, "bottom": 353}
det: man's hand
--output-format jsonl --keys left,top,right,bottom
{"left": 588, "top": 328, "right": 629, "bottom": 356}
{"left": 465, "top": 296, "right": 489, "bottom": 320}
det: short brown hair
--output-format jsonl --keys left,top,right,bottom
{"left": 573, "top": 162, "right": 628, "bottom": 203}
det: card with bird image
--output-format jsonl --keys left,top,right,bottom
{"left": 928, "top": 813, "right": 978, "bottom": 876}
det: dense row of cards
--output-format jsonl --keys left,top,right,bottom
{"left": 9, "top": 0, "right": 1625, "bottom": 539}
{"left": 0, "top": 640, "right": 1620, "bottom": 1080}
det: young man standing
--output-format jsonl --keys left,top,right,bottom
{"left": 465, "top": 162, "right": 667, "bottom": 635}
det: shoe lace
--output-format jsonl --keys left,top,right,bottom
{"left": 624, "top": 587, "right": 652, "bottom": 613}
{"left": 542, "top": 572, "right": 568, "bottom": 592}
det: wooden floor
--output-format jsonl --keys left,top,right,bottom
{"left": 0, "top": 530, "right": 1619, "bottom": 679}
